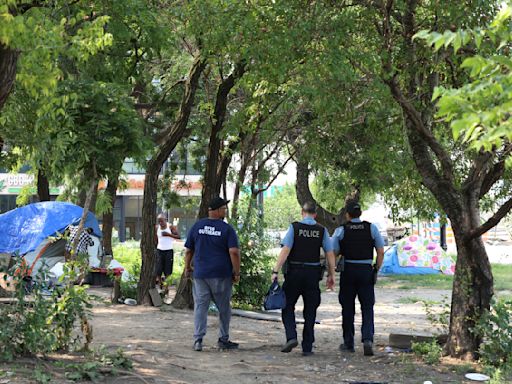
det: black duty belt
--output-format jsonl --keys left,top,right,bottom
{"left": 288, "top": 261, "right": 321, "bottom": 267}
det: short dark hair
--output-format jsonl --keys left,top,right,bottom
{"left": 302, "top": 201, "right": 317, "bottom": 214}
{"left": 346, "top": 201, "right": 362, "bottom": 218}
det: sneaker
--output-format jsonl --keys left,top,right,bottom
{"left": 363, "top": 340, "right": 374, "bottom": 356}
{"left": 302, "top": 351, "right": 314, "bottom": 356}
{"left": 339, "top": 343, "right": 355, "bottom": 353}
{"left": 193, "top": 339, "right": 203, "bottom": 352}
{"left": 281, "top": 338, "right": 299, "bottom": 353}
{"left": 218, "top": 339, "right": 239, "bottom": 350}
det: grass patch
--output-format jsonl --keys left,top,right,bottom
{"left": 493, "top": 264, "right": 512, "bottom": 291}
{"left": 396, "top": 296, "right": 425, "bottom": 304}
{"left": 379, "top": 274, "right": 453, "bottom": 290}
{"left": 379, "top": 263, "right": 512, "bottom": 291}
{"left": 112, "top": 241, "right": 185, "bottom": 285}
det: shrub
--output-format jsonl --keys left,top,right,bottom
{"left": 422, "top": 295, "right": 450, "bottom": 335}
{"left": 119, "top": 263, "right": 140, "bottom": 300}
{"left": 232, "top": 215, "right": 273, "bottom": 309}
{"left": 473, "top": 298, "right": 512, "bottom": 371}
{"left": 412, "top": 340, "right": 442, "bottom": 365}
{"left": 0, "top": 258, "right": 91, "bottom": 361}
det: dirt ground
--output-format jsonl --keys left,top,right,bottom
{"left": 2, "top": 283, "right": 489, "bottom": 384}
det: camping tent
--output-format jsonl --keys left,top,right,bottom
{"left": 0, "top": 201, "right": 102, "bottom": 276}
{"left": 380, "top": 235, "right": 455, "bottom": 275}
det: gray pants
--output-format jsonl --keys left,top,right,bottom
{"left": 192, "top": 277, "right": 233, "bottom": 342}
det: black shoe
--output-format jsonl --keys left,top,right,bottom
{"left": 363, "top": 340, "right": 374, "bottom": 356}
{"left": 218, "top": 339, "right": 239, "bottom": 350}
{"left": 302, "top": 351, "right": 314, "bottom": 356}
{"left": 339, "top": 343, "right": 355, "bottom": 352}
{"left": 281, "top": 338, "right": 299, "bottom": 353}
{"left": 193, "top": 339, "right": 203, "bottom": 352}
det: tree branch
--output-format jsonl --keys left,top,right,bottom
{"left": 385, "top": 76, "right": 456, "bottom": 185}
{"left": 462, "top": 150, "right": 494, "bottom": 196}
{"left": 479, "top": 143, "right": 512, "bottom": 198}
{"left": 253, "top": 151, "right": 296, "bottom": 195}
{"left": 468, "top": 197, "right": 512, "bottom": 240}
{"left": 295, "top": 157, "right": 344, "bottom": 233}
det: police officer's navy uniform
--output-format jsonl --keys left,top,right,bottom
{"left": 332, "top": 218, "right": 384, "bottom": 350}
{"left": 280, "top": 217, "right": 332, "bottom": 354}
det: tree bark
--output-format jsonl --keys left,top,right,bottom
{"left": 0, "top": 43, "right": 18, "bottom": 112}
{"left": 102, "top": 174, "right": 120, "bottom": 256}
{"left": 446, "top": 230, "right": 493, "bottom": 360}
{"left": 171, "top": 270, "right": 194, "bottom": 310}
{"left": 36, "top": 169, "right": 51, "bottom": 202}
{"left": 295, "top": 157, "right": 344, "bottom": 234}
{"left": 69, "top": 173, "right": 97, "bottom": 261}
{"left": 197, "top": 63, "right": 245, "bottom": 218}
{"left": 137, "top": 56, "right": 206, "bottom": 306}
{"left": 231, "top": 151, "right": 250, "bottom": 221}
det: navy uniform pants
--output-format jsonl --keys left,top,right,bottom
{"left": 338, "top": 263, "right": 375, "bottom": 347}
{"left": 282, "top": 267, "right": 321, "bottom": 353}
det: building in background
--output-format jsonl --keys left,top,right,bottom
{"left": 0, "top": 156, "right": 202, "bottom": 242}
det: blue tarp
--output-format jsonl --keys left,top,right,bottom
{"left": 380, "top": 244, "right": 439, "bottom": 275}
{"left": 0, "top": 202, "right": 101, "bottom": 255}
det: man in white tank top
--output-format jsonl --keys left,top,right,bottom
{"left": 155, "top": 213, "right": 180, "bottom": 289}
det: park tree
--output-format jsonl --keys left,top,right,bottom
{"left": 137, "top": 55, "right": 206, "bottom": 304}
{"left": 414, "top": 3, "right": 512, "bottom": 357}
{"left": 306, "top": 0, "right": 508, "bottom": 358}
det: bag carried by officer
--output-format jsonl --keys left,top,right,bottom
{"left": 263, "top": 280, "right": 286, "bottom": 310}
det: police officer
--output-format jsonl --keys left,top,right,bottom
{"left": 332, "top": 201, "right": 384, "bottom": 356}
{"left": 271, "top": 201, "right": 336, "bottom": 356}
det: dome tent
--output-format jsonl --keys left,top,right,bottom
{"left": 0, "top": 201, "right": 102, "bottom": 277}
{"left": 380, "top": 235, "right": 455, "bottom": 275}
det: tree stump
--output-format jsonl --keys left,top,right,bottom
{"left": 171, "top": 272, "right": 194, "bottom": 310}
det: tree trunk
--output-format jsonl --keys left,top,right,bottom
{"left": 102, "top": 174, "right": 120, "bottom": 256}
{"left": 231, "top": 152, "right": 250, "bottom": 220}
{"left": 36, "top": 169, "right": 50, "bottom": 202}
{"left": 295, "top": 158, "right": 343, "bottom": 234}
{"left": 197, "top": 130, "right": 223, "bottom": 218}
{"left": 197, "top": 63, "right": 245, "bottom": 218}
{"left": 70, "top": 173, "right": 97, "bottom": 261}
{"left": 171, "top": 270, "right": 193, "bottom": 309}
{"left": 138, "top": 56, "right": 205, "bottom": 306}
{"left": 446, "top": 232, "right": 493, "bottom": 360}
{"left": 137, "top": 158, "right": 160, "bottom": 305}
{"left": 0, "top": 44, "right": 18, "bottom": 112}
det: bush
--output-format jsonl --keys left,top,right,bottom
{"left": 0, "top": 259, "right": 91, "bottom": 361}
{"left": 114, "top": 242, "right": 185, "bottom": 299}
{"left": 473, "top": 299, "right": 512, "bottom": 372}
{"left": 232, "top": 215, "right": 274, "bottom": 309}
{"left": 422, "top": 295, "right": 450, "bottom": 335}
{"left": 119, "top": 263, "right": 140, "bottom": 300}
{"left": 412, "top": 340, "right": 442, "bottom": 365}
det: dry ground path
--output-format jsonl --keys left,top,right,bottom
{"left": 87, "top": 286, "right": 482, "bottom": 384}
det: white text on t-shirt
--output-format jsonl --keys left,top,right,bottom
{"left": 198, "top": 226, "right": 221, "bottom": 236}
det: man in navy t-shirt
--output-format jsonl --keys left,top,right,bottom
{"left": 184, "top": 196, "right": 241, "bottom": 352}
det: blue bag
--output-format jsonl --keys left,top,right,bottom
{"left": 263, "top": 280, "right": 286, "bottom": 310}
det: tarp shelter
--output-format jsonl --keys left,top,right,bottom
{"left": 380, "top": 235, "right": 455, "bottom": 275}
{"left": 0, "top": 202, "right": 102, "bottom": 276}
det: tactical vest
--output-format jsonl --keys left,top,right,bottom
{"left": 288, "top": 222, "right": 325, "bottom": 263}
{"left": 339, "top": 221, "right": 374, "bottom": 260}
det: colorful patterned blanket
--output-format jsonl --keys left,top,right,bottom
{"left": 396, "top": 235, "right": 455, "bottom": 275}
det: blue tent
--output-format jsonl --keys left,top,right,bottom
{"left": 0, "top": 202, "right": 101, "bottom": 255}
